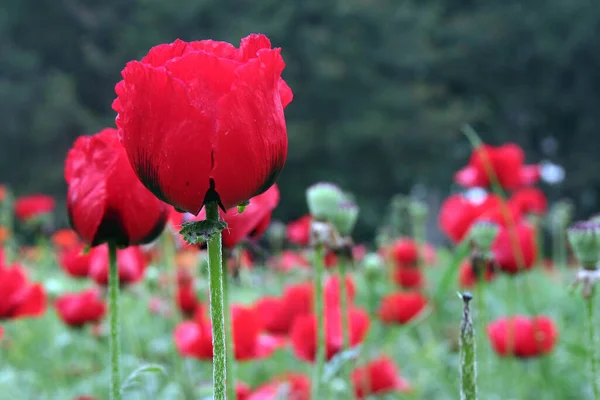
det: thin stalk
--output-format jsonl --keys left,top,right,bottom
{"left": 224, "top": 250, "right": 236, "bottom": 400}
{"left": 459, "top": 293, "right": 478, "bottom": 400}
{"left": 338, "top": 259, "right": 351, "bottom": 391}
{"left": 586, "top": 290, "right": 600, "bottom": 399}
{"left": 205, "top": 202, "right": 227, "bottom": 400}
{"left": 312, "top": 244, "right": 326, "bottom": 399}
{"left": 108, "top": 242, "right": 122, "bottom": 400}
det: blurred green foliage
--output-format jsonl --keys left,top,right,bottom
{"left": 2, "top": 0, "right": 600, "bottom": 236}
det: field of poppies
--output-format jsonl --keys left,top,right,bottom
{"left": 1, "top": 34, "right": 599, "bottom": 400}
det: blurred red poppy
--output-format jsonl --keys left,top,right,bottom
{"left": 55, "top": 289, "right": 106, "bottom": 327}
{"left": 51, "top": 229, "right": 80, "bottom": 251}
{"left": 508, "top": 188, "right": 548, "bottom": 216}
{"left": 439, "top": 193, "right": 502, "bottom": 243}
{"left": 114, "top": 34, "right": 292, "bottom": 214}
{"left": 175, "top": 305, "right": 285, "bottom": 361}
{"left": 88, "top": 245, "right": 147, "bottom": 285}
{"left": 455, "top": 143, "right": 539, "bottom": 190}
{"left": 393, "top": 268, "right": 425, "bottom": 290}
{"left": 255, "top": 282, "right": 313, "bottom": 336}
{"left": 14, "top": 194, "right": 55, "bottom": 221}
{"left": 458, "top": 260, "right": 495, "bottom": 288}
{"left": 268, "top": 250, "right": 311, "bottom": 272}
{"left": 378, "top": 292, "right": 428, "bottom": 325}
{"left": 0, "top": 263, "right": 46, "bottom": 320}
{"left": 492, "top": 222, "right": 537, "bottom": 274}
{"left": 487, "top": 315, "right": 558, "bottom": 358}
{"left": 291, "top": 306, "right": 370, "bottom": 362}
{"left": 65, "top": 128, "right": 169, "bottom": 247}
{"left": 351, "top": 357, "right": 412, "bottom": 399}
{"left": 236, "top": 382, "right": 252, "bottom": 400}
{"left": 59, "top": 244, "right": 92, "bottom": 278}
{"left": 286, "top": 215, "right": 311, "bottom": 246}
{"left": 176, "top": 281, "right": 200, "bottom": 316}
{"left": 246, "top": 373, "right": 310, "bottom": 400}
{"left": 324, "top": 275, "right": 356, "bottom": 307}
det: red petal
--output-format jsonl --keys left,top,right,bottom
{"left": 10, "top": 284, "right": 46, "bottom": 318}
{"left": 141, "top": 39, "right": 189, "bottom": 67}
{"left": 454, "top": 166, "right": 486, "bottom": 188}
{"left": 212, "top": 49, "right": 288, "bottom": 209}
{"left": 237, "top": 34, "right": 272, "bottom": 61}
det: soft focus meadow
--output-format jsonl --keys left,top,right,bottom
{"left": 1, "top": 30, "right": 599, "bottom": 400}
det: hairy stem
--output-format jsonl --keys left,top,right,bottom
{"left": 108, "top": 242, "right": 122, "bottom": 400}
{"left": 312, "top": 244, "right": 326, "bottom": 399}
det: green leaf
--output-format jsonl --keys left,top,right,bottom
{"left": 120, "top": 364, "right": 166, "bottom": 394}
{"left": 433, "top": 240, "right": 470, "bottom": 307}
{"left": 179, "top": 220, "right": 227, "bottom": 245}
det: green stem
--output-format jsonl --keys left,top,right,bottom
{"left": 586, "top": 291, "right": 599, "bottom": 400}
{"left": 108, "top": 242, "right": 122, "bottom": 400}
{"left": 338, "top": 259, "right": 351, "bottom": 391}
{"left": 412, "top": 217, "right": 425, "bottom": 269}
{"left": 312, "top": 244, "right": 326, "bottom": 400}
{"left": 224, "top": 250, "right": 236, "bottom": 400}
{"left": 205, "top": 202, "right": 227, "bottom": 400}
{"left": 459, "top": 293, "right": 478, "bottom": 400}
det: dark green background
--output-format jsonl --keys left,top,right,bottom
{"left": 2, "top": 0, "right": 599, "bottom": 238}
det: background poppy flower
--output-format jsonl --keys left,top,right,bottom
{"left": 286, "top": 215, "right": 311, "bottom": 247}
{"left": 59, "top": 244, "right": 92, "bottom": 278}
{"left": 378, "top": 292, "right": 428, "bottom": 324}
{"left": 0, "top": 263, "right": 46, "bottom": 320}
{"left": 324, "top": 275, "right": 356, "bottom": 307}
{"left": 256, "top": 282, "right": 314, "bottom": 336}
{"left": 458, "top": 260, "right": 495, "bottom": 287}
{"left": 14, "top": 194, "right": 55, "bottom": 221}
{"left": 393, "top": 268, "right": 425, "bottom": 290}
{"left": 51, "top": 229, "right": 80, "bottom": 251}
{"left": 487, "top": 315, "right": 558, "bottom": 358}
{"left": 114, "top": 34, "right": 293, "bottom": 214}
{"left": 439, "top": 193, "right": 502, "bottom": 243}
{"left": 268, "top": 250, "right": 311, "bottom": 272}
{"left": 65, "top": 128, "right": 169, "bottom": 247}
{"left": 55, "top": 289, "right": 106, "bottom": 327}
{"left": 491, "top": 222, "right": 537, "bottom": 274}
{"left": 508, "top": 188, "right": 548, "bottom": 216}
{"left": 176, "top": 281, "right": 200, "bottom": 316}
{"left": 352, "top": 357, "right": 412, "bottom": 399}
{"left": 246, "top": 373, "right": 310, "bottom": 400}
{"left": 88, "top": 245, "right": 147, "bottom": 285}
{"left": 291, "top": 306, "right": 370, "bottom": 362}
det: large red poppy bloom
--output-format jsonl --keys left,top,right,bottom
{"left": 487, "top": 315, "right": 558, "bottom": 358}
{"left": 65, "top": 128, "right": 169, "bottom": 247}
{"left": 55, "top": 289, "right": 106, "bottom": 327}
{"left": 491, "top": 222, "right": 537, "bottom": 274}
{"left": 88, "top": 245, "right": 147, "bottom": 285}
{"left": 286, "top": 215, "right": 311, "bottom": 247}
{"left": 455, "top": 143, "right": 540, "bottom": 190}
{"left": 351, "top": 357, "right": 412, "bottom": 399}
{"left": 0, "top": 263, "right": 46, "bottom": 320}
{"left": 291, "top": 306, "right": 370, "bottom": 362}
{"left": 192, "top": 184, "right": 279, "bottom": 248}
{"left": 439, "top": 193, "right": 502, "bottom": 243}
{"left": 378, "top": 292, "right": 428, "bottom": 325}
{"left": 174, "top": 305, "right": 286, "bottom": 361}
{"left": 14, "top": 194, "right": 55, "bottom": 221}
{"left": 114, "top": 34, "right": 293, "bottom": 214}
{"left": 246, "top": 374, "right": 310, "bottom": 400}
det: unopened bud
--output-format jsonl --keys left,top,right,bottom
{"left": 567, "top": 221, "right": 600, "bottom": 269}
{"left": 306, "top": 182, "right": 344, "bottom": 221}
{"left": 265, "top": 220, "right": 286, "bottom": 250}
{"left": 362, "top": 253, "right": 384, "bottom": 277}
{"left": 469, "top": 221, "right": 500, "bottom": 252}
{"left": 331, "top": 200, "right": 359, "bottom": 237}
{"left": 409, "top": 201, "right": 428, "bottom": 221}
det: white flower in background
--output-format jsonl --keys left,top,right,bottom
{"left": 540, "top": 161, "right": 565, "bottom": 185}
{"left": 464, "top": 187, "right": 488, "bottom": 205}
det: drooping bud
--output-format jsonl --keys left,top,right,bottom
{"left": 331, "top": 200, "right": 359, "bottom": 237}
{"left": 306, "top": 182, "right": 344, "bottom": 222}
{"left": 567, "top": 221, "right": 600, "bottom": 269}
{"left": 469, "top": 221, "right": 500, "bottom": 252}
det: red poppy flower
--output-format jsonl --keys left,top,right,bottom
{"left": 114, "top": 34, "right": 293, "bottom": 214}
{"left": 51, "top": 229, "right": 80, "bottom": 251}
{"left": 389, "top": 238, "right": 418, "bottom": 267}
{"left": 236, "top": 382, "right": 252, "bottom": 400}
{"left": 255, "top": 282, "right": 314, "bottom": 336}
{"left": 291, "top": 306, "right": 370, "bottom": 362}
{"left": 352, "top": 357, "right": 412, "bottom": 399}
{"left": 14, "top": 194, "right": 55, "bottom": 221}
{"left": 59, "top": 244, "right": 92, "bottom": 278}
{"left": 176, "top": 281, "right": 200, "bottom": 316}
{"left": 324, "top": 251, "right": 338, "bottom": 269}
{"left": 491, "top": 222, "right": 537, "bottom": 274}
{"left": 246, "top": 374, "right": 310, "bottom": 400}
{"left": 0, "top": 263, "right": 46, "bottom": 320}
{"left": 268, "top": 250, "right": 311, "bottom": 272}
{"left": 439, "top": 193, "right": 502, "bottom": 243}
{"left": 393, "top": 268, "right": 425, "bottom": 290}
{"left": 0, "top": 184, "right": 6, "bottom": 204}
{"left": 487, "top": 315, "right": 558, "bottom": 358}
{"left": 0, "top": 326, "right": 3, "bottom": 339}
{"left": 455, "top": 143, "right": 540, "bottom": 190}
{"left": 286, "top": 215, "right": 311, "bottom": 246}
{"left": 55, "top": 289, "right": 106, "bottom": 327}
{"left": 458, "top": 260, "right": 495, "bottom": 288}
{"left": 378, "top": 292, "right": 428, "bottom": 325}
{"left": 192, "top": 185, "right": 279, "bottom": 248}
{"left": 88, "top": 245, "right": 147, "bottom": 285}
{"left": 508, "top": 188, "right": 548, "bottom": 216}
{"left": 65, "top": 128, "right": 169, "bottom": 247}
{"left": 175, "top": 305, "right": 285, "bottom": 361}
{"left": 324, "top": 275, "right": 356, "bottom": 307}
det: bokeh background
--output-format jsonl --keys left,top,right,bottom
{"left": 2, "top": 0, "right": 598, "bottom": 239}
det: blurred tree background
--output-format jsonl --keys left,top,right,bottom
{"left": 1, "top": 0, "right": 599, "bottom": 239}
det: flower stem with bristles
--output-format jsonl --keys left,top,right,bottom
{"left": 459, "top": 292, "right": 478, "bottom": 400}
{"left": 586, "top": 290, "right": 600, "bottom": 400}
{"left": 312, "top": 243, "right": 326, "bottom": 400}
{"left": 223, "top": 254, "right": 236, "bottom": 400}
{"left": 108, "top": 242, "right": 122, "bottom": 400}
